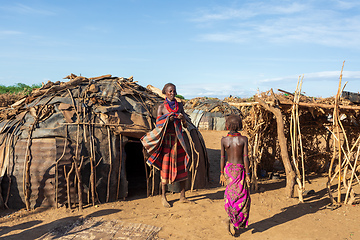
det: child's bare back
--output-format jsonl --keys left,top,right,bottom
{"left": 220, "top": 114, "right": 250, "bottom": 185}
{"left": 221, "top": 135, "right": 248, "bottom": 165}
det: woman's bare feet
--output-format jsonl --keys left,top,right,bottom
{"left": 161, "top": 196, "right": 171, "bottom": 208}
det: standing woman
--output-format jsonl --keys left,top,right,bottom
{"left": 141, "top": 83, "right": 190, "bottom": 207}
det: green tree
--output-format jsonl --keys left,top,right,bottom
{"left": 0, "top": 83, "right": 41, "bottom": 95}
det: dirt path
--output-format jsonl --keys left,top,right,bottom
{"left": 0, "top": 130, "right": 359, "bottom": 239}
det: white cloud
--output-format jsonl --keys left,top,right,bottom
{"left": 196, "top": 32, "right": 249, "bottom": 43}
{"left": 335, "top": 0, "right": 360, "bottom": 9}
{"left": 191, "top": 2, "right": 306, "bottom": 22}
{"left": 259, "top": 71, "right": 360, "bottom": 83}
{"left": 190, "top": 1, "right": 360, "bottom": 48}
{"left": 0, "top": 30, "right": 23, "bottom": 36}
{"left": 0, "top": 3, "right": 55, "bottom": 16}
{"left": 177, "top": 82, "right": 256, "bottom": 99}
{"left": 191, "top": 8, "right": 256, "bottom": 22}
{"left": 176, "top": 70, "right": 360, "bottom": 99}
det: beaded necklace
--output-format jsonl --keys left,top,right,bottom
{"left": 227, "top": 132, "right": 241, "bottom": 137}
{"left": 164, "top": 98, "right": 179, "bottom": 113}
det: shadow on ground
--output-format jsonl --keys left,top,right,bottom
{"left": 2, "top": 208, "right": 121, "bottom": 240}
{"left": 247, "top": 187, "right": 330, "bottom": 234}
{"left": 188, "top": 174, "right": 331, "bottom": 236}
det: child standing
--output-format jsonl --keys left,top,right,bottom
{"left": 220, "top": 114, "right": 251, "bottom": 236}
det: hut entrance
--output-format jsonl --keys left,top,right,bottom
{"left": 124, "top": 138, "right": 148, "bottom": 198}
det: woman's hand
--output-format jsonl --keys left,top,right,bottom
{"left": 177, "top": 113, "right": 187, "bottom": 127}
{"left": 177, "top": 113, "right": 184, "bottom": 120}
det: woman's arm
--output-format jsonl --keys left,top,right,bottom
{"left": 157, "top": 104, "right": 165, "bottom": 117}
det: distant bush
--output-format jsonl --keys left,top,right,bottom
{"left": 176, "top": 94, "right": 185, "bottom": 100}
{"left": 0, "top": 83, "right": 41, "bottom": 95}
{"left": 246, "top": 96, "right": 255, "bottom": 102}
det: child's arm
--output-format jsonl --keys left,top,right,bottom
{"left": 243, "top": 137, "right": 251, "bottom": 187}
{"left": 220, "top": 137, "right": 226, "bottom": 186}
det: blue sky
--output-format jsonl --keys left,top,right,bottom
{"left": 1, "top": 0, "right": 360, "bottom": 99}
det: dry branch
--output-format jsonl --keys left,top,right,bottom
{"left": 255, "top": 92, "right": 296, "bottom": 198}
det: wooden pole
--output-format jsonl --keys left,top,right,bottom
{"left": 255, "top": 92, "right": 296, "bottom": 198}
{"left": 116, "top": 134, "right": 123, "bottom": 199}
{"left": 64, "top": 163, "right": 75, "bottom": 209}
{"left": 106, "top": 127, "right": 112, "bottom": 202}
{"left": 89, "top": 118, "right": 96, "bottom": 206}
{"left": 335, "top": 61, "right": 345, "bottom": 203}
{"left": 55, "top": 136, "right": 68, "bottom": 208}
{"left": 227, "top": 99, "right": 360, "bottom": 110}
{"left": 327, "top": 133, "right": 337, "bottom": 205}
{"left": 23, "top": 119, "right": 38, "bottom": 211}
{"left": 290, "top": 75, "right": 305, "bottom": 202}
{"left": 143, "top": 148, "right": 150, "bottom": 197}
{"left": 74, "top": 156, "right": 83, "bottom": 211}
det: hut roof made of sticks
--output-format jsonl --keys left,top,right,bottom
{"left": 0, "top": 74, "right": 164, "bottom": 139}
{"left": 226, "top": 89, "right": 360, "bottom": 119}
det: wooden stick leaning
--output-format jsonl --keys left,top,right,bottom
{"left": 106, "top": 127, "right": 112, "bottom": 202}
{"left": 67, "top": 88, "right": 85, "bottom": 209}
{"left": 22, "top": 94, "right": 56, "bottom": 210}
{"left": 344, "top": 143, "right": 359, "bottom": 204}
{"left": 74, "top": 156, "right": 84, "bottom": 211}
{"left": 297, "top": 78, "right": 306, "bottom": 193}
{"left": 89, "top": 119, "right": 96, "bottom": 206}
{"left": 55, "top": 135, "right": 68, "bottom": 208}
{"left": 334, "top": 61, "right": 344, "bottom": 203}
{"left": 116, "top": 135, "right": 123, "bottom": 199}
{"left": 4, "top": 118, "right": 24, "bottom": 208}
{"left": 143, "top": 148, "right": 150, "bottom": 197}
{"left": 64, "top": 163, "right": 75, "bottom": 209}
{"left": 290, "top": 75, "right": 305, "bottom": 202}
{"left": 325, "top": 125, "right": 360, "bottom": 185}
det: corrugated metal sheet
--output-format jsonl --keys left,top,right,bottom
{"left": 6, "top": 138, "right": 57, "bottom": 209}
{"left": 187, "top": 109, "right": 204, "bottom": 128}
{"left": 198, "top": 114, "right": 210, "bottom": 130}
{"left": 184, "top": 98, "right": 242, "bottom": 131}
{"left": 213, "top": 116, "right": 226, "bottom": 131}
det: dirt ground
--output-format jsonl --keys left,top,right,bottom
{"left": 0, "top": 130, "right": 359, "bottom": 240}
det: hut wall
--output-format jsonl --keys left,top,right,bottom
{"left": 4, "top": 138, "right": 57, "bottom": 209}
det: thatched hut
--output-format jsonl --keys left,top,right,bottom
{"left": 0, "top": 74, "right": 209, "bottom": 210}
{"left": 183, "top": 97, "right": 242, "bottom": 131}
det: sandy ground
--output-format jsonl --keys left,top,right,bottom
{"left": 0, "top": 130, "right": 359, "bottom": 240}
